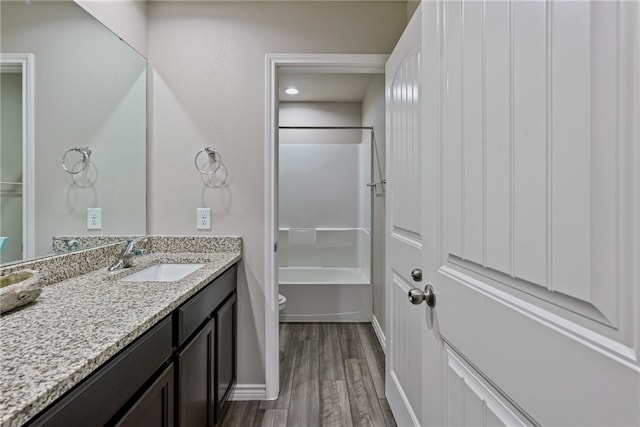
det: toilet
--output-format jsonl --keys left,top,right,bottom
{"left": 278, "top": 294, "right": 287, "bottom": 312}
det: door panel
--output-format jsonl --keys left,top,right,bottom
{"left": 426, "top": 0, "right": 640, "bottom": 425}
{"left": 443, "top": 347, "right": 530, "bottom": 427}
{"left": 483, "top": 0, "right": 511, "bottom": 275}
{"left": 441, "top": 0, "right": 634, "bottom": 340}
{"left": 385, "top": 6, "right": 425, "bottom": 426}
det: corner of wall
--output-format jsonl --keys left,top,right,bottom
{"left": 74, "top": 0, "right": 148, "bottom": 58}
{"left": 407, "top": 0, "right": 421, "bottom": 23}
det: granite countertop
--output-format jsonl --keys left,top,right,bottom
{"left": 0, "top": 238, "right": 241, "bottom": 427}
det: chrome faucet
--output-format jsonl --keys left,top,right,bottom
{"left": 108, "top": 238, "right": 148, "bottom": 271}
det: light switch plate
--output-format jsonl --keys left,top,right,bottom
{"left": 197, "top": 208, "right": 211, "bottom": 230}
{"left": 87, "top": 208, "right": 102, "bottom": 230}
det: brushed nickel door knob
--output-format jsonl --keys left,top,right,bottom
{"left": 408, "top": 284, "right": 436, "bottom": 307}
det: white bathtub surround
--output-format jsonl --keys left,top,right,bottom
{"left": 278, "top": 96, "right": 376, "bottom": 324}
{"left": 287, "top": 228, "right": 317, "bottom": 246}
{"left": 278, "top": 228, "right": 371, "bottom": 322}
{"left": 356, "top": 227, "right": 371, "bottom": 276}
{"left": 278, "top": 228, "right": 370, "bottom": 276}
{"left": 279, "top": 267, "right": 372, "bottom": 322}
{"left": 279, "top": 143, "right": 361, "bottom": 228}
{"left": 279, "top": 266, "right": 367, "bottom": 284}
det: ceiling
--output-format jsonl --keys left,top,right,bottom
{"left": 278, "top": 73, "right": 378, "bottom": 103}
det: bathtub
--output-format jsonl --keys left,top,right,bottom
{"left": 279, "top": 267, "right": 372, "bottom": 322}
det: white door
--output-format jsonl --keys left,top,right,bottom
{"left": 419, "top": 0, "right": 640, "bottom": 425}
{"left": 386, "top": 7, "right": 442, "bottom": 427}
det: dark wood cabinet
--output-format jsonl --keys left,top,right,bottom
{"left": 178, "top": 317, "right": 214, "bottom": 427}
{"left": 115, "top": 364, "right": 174, "bottom": 427}
{"left": 215, "top": 293, "right": 236, "bottom": 424}
{"left": 176, "top": 266, "right": 238, "bottom": 427}
{"left": 26, "top": 263, "right": 237, "bottom": 427}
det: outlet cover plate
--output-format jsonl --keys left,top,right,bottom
{"left": 87, "top": 208, "right": 102, "bottom": 230}
{"left": 197, "top": 208, "right": 211, "bottom": 230}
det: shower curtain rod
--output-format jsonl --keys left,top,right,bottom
{"left": 279, "top": 126, "right": 374, "bottom": 130}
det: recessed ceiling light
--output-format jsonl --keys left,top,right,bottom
{"left": 285, "top": 88, "right": 299, "bottom": 95}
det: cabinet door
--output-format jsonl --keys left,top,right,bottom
{"left": 178, "top": 318, "right": 215, "bottom": 427}
{"left": 214, "top": 293, "right": 236, "bottom": 424}
{"left": 115, "top": 364, "right": 174, "bottom": 427}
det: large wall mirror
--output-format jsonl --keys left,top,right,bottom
{"left": 0, "top": 0, "right": 146, "bottom": 265}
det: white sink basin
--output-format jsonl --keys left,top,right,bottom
{"left": 120, "top": 263, "right": 205, "bottom": 282}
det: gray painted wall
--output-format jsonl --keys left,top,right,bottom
{"left": 148, "top": 1, "right": 407, "bottom": 390}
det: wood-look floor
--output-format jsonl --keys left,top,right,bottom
{"left": 220, "top": 322, "right": 397, "bottom": 427}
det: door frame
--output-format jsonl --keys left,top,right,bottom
{"left": 264, "top": 53, "right": 388, "bottom": 399}
{"left": 0, "top": 53, "right": 35, "bottom": 260}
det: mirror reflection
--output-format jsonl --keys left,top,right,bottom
{"left": 0, "top": 0, "right": 147, "bottom": 265}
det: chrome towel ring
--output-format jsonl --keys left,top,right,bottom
{"left": 62, "top": 147, "right": 92, "bottom": 174}
{"left": 194, "top": 147, "right": 222, "bottom": 174}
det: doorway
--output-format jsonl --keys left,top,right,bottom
{"left": 265, "top": 54, "right": 387, "bottom": 399}
{"left": 0, "top": 53, "right": 34, "bottom": 264}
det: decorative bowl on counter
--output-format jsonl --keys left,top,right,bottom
{"left": 0, "top": 269, "right": 43, "bottom": 314}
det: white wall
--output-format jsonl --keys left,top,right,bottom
{"left": 1, "top": 1, "right": 146, "bottom": 257}
{"left": 148, "top": 1, "right": 407, "bottom": 392}
{"left": 362, "top": 74, "right": 387, "bottom": 334}
{"left": 75, "top": 0, "right": 148, "bottom": 58}
{"left": 278, "top": 229, "right": 367, "bottom": 269}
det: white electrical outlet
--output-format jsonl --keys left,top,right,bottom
{"left": 87, "top": 208, "right": 102, "bottom": 230}
{"left": 197, "top": 208, "right": 211, "bottom": 230}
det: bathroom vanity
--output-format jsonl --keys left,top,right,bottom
{"left": 0, "top": 236, "right": 241, "bottom": 427}
{"left": 29, "top": 264, "right": 236, "bottom": 427}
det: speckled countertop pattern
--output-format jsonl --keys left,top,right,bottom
{"left": 0, "top": 236, "right": 242, "bottom": 427}
{"left": 51, "top": 235, "right": 143, "bottom": 254}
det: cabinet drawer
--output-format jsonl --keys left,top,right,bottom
{"left": 28, "top": 317, "right": 172, "bottom": 427}
{"left": 177, "top": 264, "right": 237, "bottom": 346}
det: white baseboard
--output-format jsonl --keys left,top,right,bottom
{"left": 230, "top": 383, "right": 266, "bottom": 401}
{"left": 371, "top": 314, "right": 386, "bottom": 354}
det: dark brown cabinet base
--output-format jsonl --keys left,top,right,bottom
{"left": 177, "top": 292, "right": 237, "bottom": 427}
